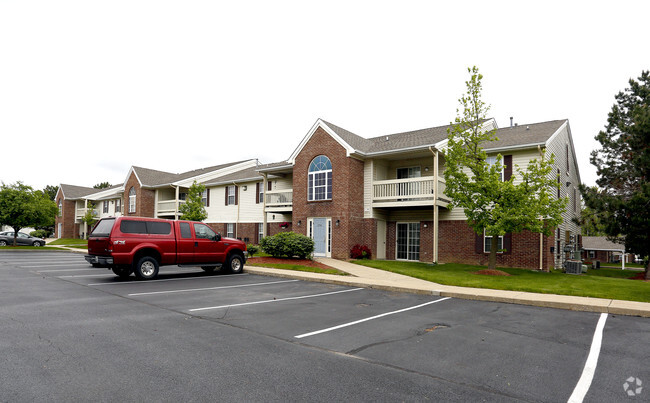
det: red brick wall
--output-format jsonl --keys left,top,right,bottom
{"left": 55, "top": 190, "right": 79, "bottom": 238}
{"left": 438, "top": 220, "right": 555, "bottom": 270}
{"left": 124, "top": 172, "right": 155, "bottom": 218}
{"left": 292, "top": 126, "right": 367, "bottom": 259}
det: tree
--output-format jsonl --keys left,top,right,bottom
{"left": 0, "top": 182, "right": 58, "bottom": 246}
{"left": 179, "top": 181, "right": 208, "bottom": 221}
{"left": 444, "top": 66, "right": 566, "bottom": 271}
{"left": 43, "top": 185, "right": 58, "bottom": 201}
{"left": 94, "top": 182, "right": 112, "bottom": 189}
{"left": 573, "top": 204, "right": 607, "bottom": 237}
{"left": 580, "top": 70, "right": 650, "bottom": 279}
{"left": 81, "top": 201, "right": 98, "bottom": 237}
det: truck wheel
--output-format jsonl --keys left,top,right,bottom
{"left": 227, "top": 253, "right": 244, "bottom": 274}
{"left": 112, "top": 266, "right": 132, "bottom": 278}
{"left": 134, "top": 256, "right": 159, "bottom": 280}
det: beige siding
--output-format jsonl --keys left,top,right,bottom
{"left": 364, "top": 160, "right": 373, "bottom": 219}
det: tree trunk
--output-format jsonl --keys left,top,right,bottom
{"left": 645, "top": 260, "right": 650, "bottom": 281}
{"left": 12, "top": 226, "right": 21, "bottom": 247}
{"left": 488, "top": 234, "right": 498, "bottom": 271}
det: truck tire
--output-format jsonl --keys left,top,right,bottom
{"left": 227, "top": 253, "right": 244, "bottom": 274}
{"left": 133, "top": 256, "right": 159, "bottom": 280}
{"left": 112, "top": 266, "right": 132, "bottom": 278}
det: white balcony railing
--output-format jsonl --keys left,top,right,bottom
{"left": 265, "top": 190, "right": 293, "bottom": 210}
{"left": 157, "top": 199, "right": 185, "bottom": 214}
{"left": 372, "top": 176, "right": 447, "bottom": 206}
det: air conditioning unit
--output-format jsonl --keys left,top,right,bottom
{"left": 565, "top": 260, "right": 582, "bottom": 275}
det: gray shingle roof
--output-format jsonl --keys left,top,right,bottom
{"left": 59, "top": 184, "right": 97, "bottom": 200}
{"left": 133, "top": 160, "right": 251, "bottom": 187}
{"left": 202, "top": 166, "right": 263, "bottom": 186}
{"left": 582, "top": 236, "right": 625, "bottom": 251}
{"left": 321, "top": 119, "right": 567, "bottom": 155}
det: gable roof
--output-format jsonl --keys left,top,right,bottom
{"left": 289, "top": 118, "right": 567, "bottom": 162}
{"left": 582, "top": 236, "right": 625, "bottom": 252}
{"left": 59, "top": 184, "right": 97, "bottom": 200}
{"left": 202, "top": 166, "right": 263, "bottom": 186}
{"left": 128, "top": 160, "right": 251, "bottom": 188}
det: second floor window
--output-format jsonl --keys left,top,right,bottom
{"left": 308, "top": 155, "right": 332, "bottom": 201}
{"left": 226, "top": 185, "right": 236, "bottom": 205}
{"left": 486, "top": 156, "right": 504, "bottom": 181}
{"left": 103, "top": 201, "right": 109, "bottom": 214}
{"left": 128, "top": 187, "right": 136, "bottom": 213}
{"left": 115, "top": 198, "right": 121, "bottom": 213}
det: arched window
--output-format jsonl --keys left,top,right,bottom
{"left": 128, "top": 187, "right": 136, "bottom": 213}
{"left": 308, "top": 155, "right": 332, "bottom": 201}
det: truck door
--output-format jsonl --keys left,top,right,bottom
{"left": 176, "top": 222, "right": 195, "bottom": 264}
{"left": 192, "top": 223, "right": 225, "bottom": 263}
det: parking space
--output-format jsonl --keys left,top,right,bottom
{"left": 1, "top": 250, "right": 648, "bottom": 401}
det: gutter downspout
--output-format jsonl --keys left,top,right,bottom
{"left": 429, "top": 146, "right": 439, "bottom": 263}
{"left": 538, "top": 145, "right": 544, "bottom": 271}
{"left": 233, "top": 182, "right": 240, "bottom": 239}
{"left": 262, "top": 173, "right": 268, "bottom": 238}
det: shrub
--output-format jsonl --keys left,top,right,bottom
{"left": 30, "top": 230, "right": 48, "bottom": 239}
{"left": 350, "top": 244, "right": 372, "bottom": 259}
{"left": 260, "top": 232, "right": 314, "bottom": 258}
{"left": 246, "top": 244, "right": 259, "bottom": 257}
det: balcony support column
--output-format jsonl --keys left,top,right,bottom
{"left": 173, "top": 185, "right": 180, "bottom": 220}
{"left": 262, "top": 173, "right": 268, "bottom": 238}
{"left": 430, "top": 147, "right": 439, "bottom": 263}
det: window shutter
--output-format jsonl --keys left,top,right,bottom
{"left": 206, "top": 189, "right": 210, "bottom": 207}
{"left": 225, "top": 186, "right": 229, "bottom": 206}
{"left": 256, "top": 183, "right": 260, "bottom": 204}
{"left": 504, "top": 155, "right": 513, "bottom": 181}
{"left": 268, "top": 181, "right": 272, "bottom": 191}
{"left": 504, "top": 233, "right": 512, "bottom": 254}
{"left": 235, "top": 186, "right": 239, "bottom": 205}
{"left": 475, "top": 233, "right": 484, "bottom": 254}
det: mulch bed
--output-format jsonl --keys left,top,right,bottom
{"left": 247, "top": 256, "right": 334, "bottom": 271}
{"left": 629, "top": 272, "right": 650, "bottom": 281}
{"left": 474, "top": 269, "right": 511, "bottom": 276}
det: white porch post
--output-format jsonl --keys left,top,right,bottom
{"left": 433, "top": 148, "right": 439, "bottom": 263}
{"left": 174, "top": 185, "right": 180, "bottom": 220}
{"left": 262, "top": 173, "right": 268, "bottom": 238}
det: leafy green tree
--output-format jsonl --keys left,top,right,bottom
{"left": 445, "top": 67, "right": 566, "bottom": 271}
{"left": 93, "top": 182, "right": 112, "bottom": 189}
{"left": 43, "top": 185, "right": 58, "bottom": 201}
{"left": 0, "top": 182, "right": 58, "bottom": 246}
{"left": 81, "top": 201, "right": 98, "bottom": 237}
{"left": 573, "top": 204, "right": 607, "bottom": 237}
{"left": 580, "top": 70, "right": 650, "bottom": 279}
{"left": 179, "top": 180, "right": 208, "bottom": 221}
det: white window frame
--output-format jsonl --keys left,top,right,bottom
{"left": 483, "top": 230, "right": 504, "bottom": 253}
{"left": 201, "top": 190, "right": 208, "bottom": 206}
{"left": 115, "top": 198, "right": 121, "bottom": 213}
{"left": 128, "top": 187, "right": 136, "bottom": 213}
{"left": 227, "top": 185, "right": 236, "bottom": 205}
{"left": 103, "top": 201, "right": 109, "bottom": 214}
{"left": 307, "top": 217, "right": 332, "bottom": 258}
{"left": 258, "top": 183, "right": 264, "bottom": 204}
{"left": 486, "top": 156, "right": 504, "bottom": 181}
{"left": 227, "top": 223, "right": 234, "bottom": 238}
{"left": 308, "top": 156, "right": 332, "bottom": 202}
{"left": 258, "top": 223, "right": 264, "bottom": 242}
{"left": 396, "top": 222, "right": 420, "bottom": 261}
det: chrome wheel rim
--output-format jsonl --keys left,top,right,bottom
{"left": 141, "top": 261, "right": 155, "bottom": 277}
{"left": 231, "top": 258, "right": 241, "bottom": 272}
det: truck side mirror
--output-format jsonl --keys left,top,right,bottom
{"left": 214, "top": 233, "right": 221, "bottom": 242}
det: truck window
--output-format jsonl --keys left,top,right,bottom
{"left": 179, "top": 222, "right": 192, "bottom": 239}
{"left": 120, "top": 220, "right": 147, "bottom": 234}
{"left": 147, "top": 221, "right": 172, "bottom": 235}
{"left": 193, "top": 223, "right": 216, "bottom": 240}
{"left": 91, "top": 218, "right": 115, "bottom": 237}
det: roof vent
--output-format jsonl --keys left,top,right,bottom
{"left": 526, "top": 126, "right": 530, "bottom": 130}
{"left": 510, "top": 117, "right": 513, "bottom": 127}
{"left": 514, "top": 123, "right": 518, "bottom": 127}
{"left": 385, "top": 136, "right": 389, "bottom": 141}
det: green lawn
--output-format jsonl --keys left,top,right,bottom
{"left": 351, "top": 260, "right": 650, "bottom": 303}
{"left": 48, "top": 238, "right": 88, "bottom": 246}
{"left": 0, "top": 245, "right": 68, "bottom": 251}
{"left": 247, "top": 262, "right": 349, "bottom": 276}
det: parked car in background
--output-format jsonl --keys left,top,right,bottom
{"left": 0, "top": 232, "right": 46, "bottom": 247}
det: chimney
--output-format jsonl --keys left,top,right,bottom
{"left": 510, "top": 117, "right": 513, "bottom": 127}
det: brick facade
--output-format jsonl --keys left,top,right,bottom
{"left": 292, "top": 127, "right": 369, "bottom": 259}
{"left": 124, "top": 172, "right": 155, "bottom": 218}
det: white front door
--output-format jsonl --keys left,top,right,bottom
{"left": 310, "top": 218, "right": 331, "bottom": 257}
{"left": 376, "top": 220, "right": 386, "bottom": 259}
{"left": 57, "top": 223, "right": 62, "bottom": 239}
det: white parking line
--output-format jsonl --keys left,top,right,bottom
{"left": 59, "top": 274, "right": 113, "bottom": 278}
{"left": 24, "top": 264, "right": 90, "bottom": 268}
{"left": 295, "top": 297, "right": 451, "bottom": 339}
{"left": 128, "top": 279, "right": 300, "bottom": 296}
{"left": 189, "top": 288, "right": 364, "bottom": 312}
{"left": 567, "top": 313, "right": 608, "bottom": 403}
{"left": 88, "top": 273, "right": 249, "bottom": 286}
{"left": 38, "top": 268, "right": 97, "bottom": 272}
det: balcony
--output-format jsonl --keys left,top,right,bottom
{"left": 372, "top": 177, "right": 449, "bottom": 208}
{"left": 157, "top": 199, "right": 185, "bottom": 215}
{"left": 265, "top": 190, "right": 293, "bottom": 213}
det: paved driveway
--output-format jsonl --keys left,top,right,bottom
{"left": 1, "top": 250, "right": 648, "bottom": 402}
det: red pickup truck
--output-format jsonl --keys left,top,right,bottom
{"left": 85, "top": 216, "right": 247, "bottom": 280}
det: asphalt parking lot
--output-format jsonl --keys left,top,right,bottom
{"left": 1, "top": 250, "right": 648, "bottom": 402}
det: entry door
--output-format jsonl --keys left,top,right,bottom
{"left": 396, "top": 222, "right": 420, "bottom": 261}
{"left": 57, "top": 223, "right": 62, "bottom": 239}
{"left": 312, "top": 218, "right": 328, "bottom": 257}
{"left": 376, "top": 220, "right": 386, "bottom": 259}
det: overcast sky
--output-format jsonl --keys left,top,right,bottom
{"left": 1, "top": 1, "right": 648, "bottom": 191}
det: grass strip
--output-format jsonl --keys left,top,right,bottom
{"left": 247, "top": 262, "right": 349, "bottom": 276}
{"left": 352, "top": 260, "right": 649, "bottom": 303}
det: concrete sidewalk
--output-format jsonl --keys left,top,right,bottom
{"left": 244, "top": 257, "right": 650, "bottom": 318}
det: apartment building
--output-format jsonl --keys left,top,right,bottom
{"left": 55, "top": 117, "right": 581, "bottom": 270}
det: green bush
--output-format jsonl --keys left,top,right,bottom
{"left": 30, "top": 230, "right": 48, "bottom": 239}
{"left": 246, "top": 244, "right": 259, "bottom": 257}
{"left": 260, "top": 232, "right": 314, "bottom": 259}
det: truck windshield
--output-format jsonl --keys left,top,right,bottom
{"left": 91, "top": 218, "right": 115, "bottom": 237}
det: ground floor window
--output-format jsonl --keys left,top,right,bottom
{"left": 396, "top": 222, "right": 420, "bottom": 261}
{"left": 227, "top": 223, "right": 234, "bottom": 238}
{"left": 484, "top": 231, "right": 503, "bottom": 253}
{"left": 258, "top": 223, "right": 264, "bottom": 243}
